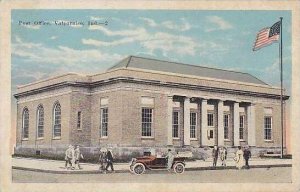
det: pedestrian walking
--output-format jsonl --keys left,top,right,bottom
{"left": 105, "top": 149, "right": 114, "bottom": 172}
{"left": 212, "top": 145, "right": 219, "bottom": 168}
{"left": 243, "top": 145, "right": 252, "bottom": 169}
{"left": 166, "top": 149, "right": 174, "bottom": 172}
{"left": 74, "top": 145, "right": 84, "bottom": 169}
{"left": 65, "top": 145, "right": 75, "bottom": 169}
{"left": 219, "top": 146, "right": 227, "bottom": 167}
{"left": 234, "top": 146, "right": 244, "bottom": 170}
{"left": 99, "top": 148, "right": 107, "bottom": 173}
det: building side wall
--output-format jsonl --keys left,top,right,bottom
{"left": 120, "top": 89, "right": 168, "bottom": 147}
{"left": 69, "top": 90, "right": 92, "bottom": 147}
{"left": 16, "top": 93, "right": 72, "bottom": 151}
{"left": 255, "top": 103, "right": 284, "bottom": 148}
{"left": 90, "top": 89, "right": 123, "bottom": 147}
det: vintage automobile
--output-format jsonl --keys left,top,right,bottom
{"left": 129, "top": 155, "right": 186, "bottom": 175}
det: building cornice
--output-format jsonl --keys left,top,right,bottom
{"left": 14, "top": 76, "right": 289, "bottom": 100}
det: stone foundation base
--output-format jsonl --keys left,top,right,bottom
{"left": 14, "top": 145, "right": 287, "bottom": 162}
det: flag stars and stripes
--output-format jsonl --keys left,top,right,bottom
{"left": 253, "top": 21, "right": 281, "bottom": 51}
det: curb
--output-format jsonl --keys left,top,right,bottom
{"left": 12, "top": 164, "right": 292, "bottom": 174}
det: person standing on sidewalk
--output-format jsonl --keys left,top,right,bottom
{"left": 234, "top": 146, "right": 244, "bottom": 170}
{"left": 219, "top": 146, "right": 227, "bottom": 167}
{"left": 166, "top": 149, "right": 174, "bottom": 172}
{"left": 212, "top": 145, "right": 219, "bottom": 168}
{"left": 105, "top": 149, "right": 114, "bottom": 172}
{"left": 243, "top": 146, "right": 251, "bottom": 169}
{"left": 65, "top": 145, "right": 75, "bottom": 169}
{"left": 99, "top": 148, "right": 107, "bottom": 174}
{"left": 74, "top": 145, "right": 84, "bottom": 170}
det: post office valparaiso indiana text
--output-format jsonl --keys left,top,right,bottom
{"left": 14, "top": 56, "right": 289, "bottom": 160}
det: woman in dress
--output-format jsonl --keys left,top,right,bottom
{"left": 234, "top": 146, "right": 244, "bottom": 170}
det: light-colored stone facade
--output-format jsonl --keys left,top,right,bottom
{"left": 14, "top": 65, "right": 289, "bottom": 160}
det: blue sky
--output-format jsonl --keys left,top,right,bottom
{"left": 11, "top": 10, "right": 292, "bottom": 98}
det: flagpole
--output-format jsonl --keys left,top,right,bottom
{"left": 279, "top": 17, "right": 284, "bottom": 159}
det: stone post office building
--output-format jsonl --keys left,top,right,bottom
{"left": 14, "top": 56, "right": 289, "bottom": 159}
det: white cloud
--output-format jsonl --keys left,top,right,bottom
{"left": 90, "top": 16, "right": 104, "bottom": 21}
{"left": 205, "top": 16, "right": 233, "bottom": 32}
{"left": 140, "top": 17, "right": 191, "bottom": 32}
{"left": 85, "top": 23, "right": 227, "bottom": 57}
{"left": 50, "top": 36, "right": 58, "bottom": 40}
{"left": 161, "top": 18, "right": 191, "bottom": 32}
{"left": 88, "top": 25, "right": 146, "bottom": 37}
{"left": 22, "top": 24, "right": 41, "bottom": 30}
{"left": 139, "top": 17, "right": 158, "bottom": 27}
{"left": 83, "top": 25, "right": 199, "bottom": 56}
{"left": 12, "top": 36, "right": 123, "bottom": 67}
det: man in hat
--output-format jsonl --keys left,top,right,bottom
{"left": 65, "top": 145, "right": 74, "bottom": 169}
{"left": 74, "top": 145, "right": 84, "bottom": 169}
{"left": 99, "top": 148, "right": 107, "bottom": 173}
{"left": 166, "top": 149, "right": 174, "bottom": 171}
{"left": 243, "top": 145, "right": 252, "bottom": 169}
{"left": 105, "top": 149, "right": 114, "bottom": 172}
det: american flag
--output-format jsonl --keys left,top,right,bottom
{"left": 253, "top": 21, "right": 281, "bottom": 51}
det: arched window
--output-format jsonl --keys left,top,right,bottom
{"left": 53, "top": 102, "right": 61, "bottom": 138}
{"left": 37, "top": 105, "right": 44, "bottom": 138}
{"left": 22, "top": 108, "right": 29, "bottom": 139}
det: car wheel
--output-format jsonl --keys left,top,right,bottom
{"left": 173, "top": 163, "right": 185, "bottom": 174}
{"left": 133, "top": 163, "right": 145, "bottom": 175}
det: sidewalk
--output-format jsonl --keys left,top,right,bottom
{"left": 12, "top": 157, "right": 292, "bottom": 174}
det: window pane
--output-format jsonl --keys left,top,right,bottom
{"left": 224, "top": 114, "right": 229, "bottom": 139}
{"left": 239, "top": 115, "right": 244, "bottom": 140}
{"left": 101, "top": 108, "right": 108, "bottom": 137}
{"left": 53, "top": 103, "right": 61, "bottom": 137}
{"left": 37, "top": 106, "right": 44, "bottom": 138}
{"left": 142, "top": 108, "right": 152, "bottom": 137}
{"left": 77, "top": 111, "right": 81, "bottom": 129}
{"left": 208, "top": 113, "right": 214, "bottom": 127}
{"left": 190, "top": 112, "right": 196, "bottom": 138}
{"left": 172, "top": 111, "right": 179, "bottom": 138}
{"left": 22, "top": 108, "right": 29, "bottom": 139}
{"left": 264, "top": 116, "right": 272, "bottom": 140}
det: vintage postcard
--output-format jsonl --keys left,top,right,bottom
{"left": 0, "top": 0, "right": 299, "bottom": 192}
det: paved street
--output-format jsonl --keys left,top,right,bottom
{"left": 13, "top": 167, "right": 291, "bottom": 183}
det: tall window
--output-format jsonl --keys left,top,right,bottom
{"left": 264, "top": 116, "right": 272, "bottom": 140}
{"left": 190, "top": 112, "right": 197, "bottom": 138}
{"left": 142, "top": 108, "right": 152, "bottom": 137}
{"left": 22, "top": 108, "right": 29, "bottom": 139}
{"left": 53, "top": 102, "right": 61, "bottom": 138}
{"left": 224, "top": 114, "right": 229, "bottom": 139}
{"left": 100, "top": 108, "right": 108, "bottom": 137}
{"left": 77, "top": 111, "right": 82, "bottom": 129}
{"left": 37, "top": 105, "right": 44, "bottom": 138}
{"left": 172, "top": 111, "right": 179, "bottom": 138}
{"left": 207, "top": 113, "right": 214, "bottom": 127}
{"left": 239, "top": 115, "right": 245, "bottom": 140}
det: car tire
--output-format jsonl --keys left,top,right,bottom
{"left": 133, "top": 163, "right": 145, "bottom": 175}
{"left": 173, "top": 163, "right": 185, "bottom": 174}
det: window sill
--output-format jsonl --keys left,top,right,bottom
{"left": 36, "top": 137, "right": 44, "bottom": 140}
{"left": 101, "top": 136, "right": 108, "bottom": 139}
{"left": 224, "top": 139, "right": 231, "bottom": 141}
{"left": 141, "top": 137, "right": 154, "bottom": 140}
{"left": 239, "top": 139, "right": 246, "bottom": 142}
{"left": 22, "top": 138, "right": 29, "bottom": 141}
{"left": 77, "top": 129, "right": 83, "bottom": 131}
{"left": 52, "top": 137, "right": 61, "bottom": 140}
{"left": 173, "top": 138, "right": 180, "bottom": 140}
{"left": 190, "top": 138, "right": 198, "bottom": 141}
{"left": 264, "top": 140, "right": 274, "bottom": 143}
